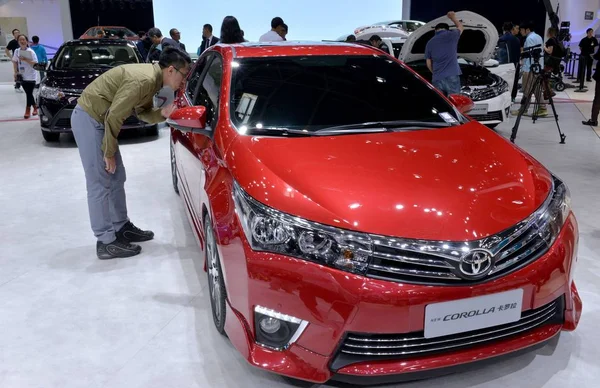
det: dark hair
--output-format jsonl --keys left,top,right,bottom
{"left": 12, "top": 28, "right": 19, "bottom": 34}
{"left": 204, "top": 24, "right": 213, "bottom": 33}
{"left": 220, "top": 16, "right": 244, "bottom": 44}
{"left": 346, "top": 34, "right": 356, "bottom": 42}
{"left": 271, "top": 17, "right": 284, "bottom": 29}
{"left": 502, "top": 22, "right": 513, "bottom": 32}
{"left": 147, "top": 27, "right": 163, "bottom": 38}
{"left": 117, "top": 30, "right": 125, "bottom": 38}
{"left": 282, "top": 23, "right": 288, "bottom": 33}
{"left": 158, "top": 47, "right": 191, "bottom": 69}
{"left": 587, "top": 28, "right": 594, "bottom": 33}
{"left": 169, "top": 28, "right": 179, "bottom": 37}
{"left": 369, "top": 35, "right": 382, "bottom": 42}
{"left": 138, "top": 30, "right": 146, "bottom": 36}
{"left": 435, "top": 23, "right": 450, "bottom": 30}
{"left": 32, "top": 35, "right": 40, "bottom": 44}
{"left": 520, "top": 21, "right": 534, "bottom": 31}
{"left": 548, "top": 27, "right": 558, "bottom": 37}
{"left": 16, "top": 34, "right": 28, "bottom": 46}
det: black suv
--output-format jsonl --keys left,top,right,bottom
{"left": 38, "top": 39, "right": 157, "bottom": 142}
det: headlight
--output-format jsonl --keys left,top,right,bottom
{"left": 233, "top": 182, "right": 372, "bottom": 274}
{"left": 39, "top": 86, "right": 64, "bottom": 100}
{"left": 463, "top": 77, "right": 509, "bottom": 101}
{"left": 537, "top": 175, "right": 572, "bottom": 247}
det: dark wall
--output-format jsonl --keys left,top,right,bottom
{"left": 69, "top": 0, "right": 155, "bottom": 39}
{"left": 411, "top": 1, "right": 548, "bottom": 36}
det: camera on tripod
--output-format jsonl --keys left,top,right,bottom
{"left": 521, "top": 44, "right": 544, "bottom": 74}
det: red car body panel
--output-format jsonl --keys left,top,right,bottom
{"left": 170, "top": 43, "right": 582, "bottom": 384}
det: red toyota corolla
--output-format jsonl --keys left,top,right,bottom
{"left": 167, "top": 42, "right": 582, "bottom": 384}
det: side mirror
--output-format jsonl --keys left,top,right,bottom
{"left": 448, "top": 94, "right": 475, "bottom": 114}
{"left": 166, "top": 106, "right": 209, "bottom": 135}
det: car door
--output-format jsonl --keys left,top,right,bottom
{"left": 174, "top": 53, "right": 223, "bottom": 226}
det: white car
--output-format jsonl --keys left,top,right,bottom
{"left": 354, "top": 11, "right": 515, "bottom": 127}
{"left": 358, "top": 20, "right": 426, "bottom": 34}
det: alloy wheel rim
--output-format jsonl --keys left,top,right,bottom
{"left": 206, "top": 227, "right": 222, "bottom": 322}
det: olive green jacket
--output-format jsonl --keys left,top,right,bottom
{"left": 77, "top": 63, "right": 165, "bottom": 157}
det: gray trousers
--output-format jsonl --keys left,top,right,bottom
{"left": 71, "top": 105, "right": 129, "bottom": 244}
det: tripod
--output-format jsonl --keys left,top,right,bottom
{"left": 510, "top": 65, "right": 566, "bottom": 144}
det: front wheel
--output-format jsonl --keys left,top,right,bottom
{"left": 41, "top": 129, "right": 59, "bottom": 142}
{"left": 555, "top": 82, "right": 566, "bottom": 92}
{"left": 205, "top": 215, "right": 227, "bottom": 335}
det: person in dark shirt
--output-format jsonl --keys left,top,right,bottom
{"left": 578, "top": 28, "right": 598, "bottom": 82}
{"left": 5, "top": 28, "right": 21, "bottom": 90}
{"left": 498, "top": 22, "right": 521, "bottom": 67}
{"left": 582, "top": 49, "right": 600, "bottom": 126}
{"left": 544, "top": 27, "right": 563, "bottom": 73}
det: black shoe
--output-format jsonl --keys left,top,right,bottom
{"left": 116, "top": 221, "right": 154, "bottom": 243}
{"left": 582, "top": 120, "right": 598, "bottom": 126}
{"left": 96, "top": 239, "right": 142, "bottom": 260}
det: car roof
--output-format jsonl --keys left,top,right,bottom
{"left": 216, "top": 41, "right": 383, "bottom": 58}
{"left": 64, "top": 39, "right": 134, "bottom": 46}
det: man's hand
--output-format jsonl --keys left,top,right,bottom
{"left": 447, "top": 11, "right": 464, "bottom": 34}
{"left": 104, "top": 156, "right": 116, "bottom": 174}
{"left": 447, "top": 11, "right": 457, "bottom": 20}
{"left": 161, "top": 103, "right": 177, "bottom": 119}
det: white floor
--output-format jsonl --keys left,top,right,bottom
{"left": 1, "top": 68, "right": 600, "bottom": 387}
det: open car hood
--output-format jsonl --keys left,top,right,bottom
{"left": 354, "top": 25, "right": 410, "bottom": 40}
{"left": 399, "top": 11, "right": 498, "bottom": 64}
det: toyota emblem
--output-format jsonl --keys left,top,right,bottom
{"left": 459, "top": 249, "right": 493, "bottom": 279}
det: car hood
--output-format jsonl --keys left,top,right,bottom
{"left": 43, "top": 69, "right": 107, "bottom": 91}
{"left": 229, "top": 122, "right": 552, "bottom": 242}
{"left": 399, "top": 11, "right": 498, "bottom": 64}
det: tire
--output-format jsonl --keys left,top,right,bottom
{"left": 145, "top": 124, "right": 159, "bottom": 137}
{"left": 170, "top": 138, "right": 179, "bottom": 195}
{"left": 41, "top": 129, "right": 59, "bottom": 142}
{"left": 205, "top": 215, "right": 227, "bottom": 335}
{"left": 555, "top": 82, "right": 566, "bottom": 92}
{"left": 486, "top": 124, "right": 498, "bottom": 129}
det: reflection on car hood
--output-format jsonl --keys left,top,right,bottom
{"left": 229, "top": 122, "right": 552, "bottom": 242}
{"left": 42, "top": 69, "right": 108, "bottom": 91}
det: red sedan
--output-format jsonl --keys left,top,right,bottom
{"left": 167, "top": 42, "right": 582, "bottom": 384}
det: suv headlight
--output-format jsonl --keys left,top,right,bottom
{"left": 233, "top": 182, "right": 372, "bottom": 274}
{"left": 538, "top": 175, "right": 572, "bottom": 247}
{"left": 463, "top": 77, "right": 509, "bottom": 102}
{"left": 39, "top": 86, "right": 64, "bottom": 100}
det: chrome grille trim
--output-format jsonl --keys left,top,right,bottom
{"left": 365, "top": 180, "right": 557, "bottom": 285}
{"left": 336, "top": 298, "right": 561, "bottom": 359}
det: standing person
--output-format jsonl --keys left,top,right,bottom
{"left": 424, "top": 11, "right": 464, "bottom": 96}
{"left": 5, "top": 29, "right": 22, "bottom": 91}
{"left": 71, "top": 48, "right": 191, "bottom": 259}
{"left": 198, "top": 24, "right": 219, "bottom": 55}
{"left": 146, "top": 28, "right": 178, "bottom": 62}
{"left": 279, "top": 23, "right": 288, "bottom": 41}
{"left": 259, "top": 17, "right": 286, "bottom": 42}
{"left": 12, "top": 34, "right": 38, "bottom": 118}
{"left": 30, "top": 35, "right": 48, "bottom": 85}
{"left": 136, "top": 31, "right": 148, "bottom": 59}
{"left": 169, "top": 28, "right": 186, "bottom": 51}
{"left": 582, "top": 49, "right": 600, "bottom": 126}
{"left": 512, "top": 21, "right": 547, "bottom": 117}
{"left": 578, "top": 28, "right": 598, "bottom": 82}
{"left": 498, "top": 22, "right": 521, "bottom": 67}
{"left": 220, "top": 16, "right": 245, "bottom": 44}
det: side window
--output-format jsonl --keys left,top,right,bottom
{"left": 195, "top": 55, "right": 223, "bottom": 127}
{"left": 186, "top": 56, "right": 208, "bottom": 102}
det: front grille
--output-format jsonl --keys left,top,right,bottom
{"left": 470, "top": 110, "right": 503, "bottom": 122}
{"left": 330, "top": 296, "right": 564, "bottom": 370}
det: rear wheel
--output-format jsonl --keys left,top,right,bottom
{"left": 205, "top": 215, "right": 227, "bottom": 335}
{"left": 555, "top": 82, "right": 566, "bottom": 92}
{"left": 41, "top": 129, "right": 59, "bottom": 142}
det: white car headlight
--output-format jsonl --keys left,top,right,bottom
{"left": 233, "top": 182, "right": 372, "bottom": 274}
{"left": 39, "top": 86, "right": 64, "bottom": 100}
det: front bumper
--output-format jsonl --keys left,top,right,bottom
{"left": 467, "top": 91, "right": 512, "bottom": 125}
{"left": 38, "top": 97, "right": 152, "bottom": 133}
{"left": 219, "top": 213, "right": 581, "bottom": 384}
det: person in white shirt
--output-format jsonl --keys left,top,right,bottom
{"left": 259, "top": 17, "right": 286, "bottom": 42}
{"left": 12, "top": 34, "right": 38, "bottom": 119}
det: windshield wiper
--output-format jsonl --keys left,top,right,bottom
{"left": 243, "top": 126, "right": 313, "bottom": 137}
{"left": 314, "top": 120, "right": 455, "bottom": 136}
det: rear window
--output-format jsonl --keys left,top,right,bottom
{"left": 230, "top": 55, "right": 459, "bottom": 132}
{"left": 54, "top": 44, "right": 139, "bottom": 69}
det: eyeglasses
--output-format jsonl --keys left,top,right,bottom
{"left": 174, "top": 67, "right": 189, "bottom": 78}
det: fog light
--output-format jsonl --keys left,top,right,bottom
{"left": 41, "top": 116, "right": 49, "bottom": 123}
{"left": 254, "top": 305, "right": 309, "bottom": 350}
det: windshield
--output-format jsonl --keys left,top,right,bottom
{"left": 54, "top": 44, "right": 140, "bottom": 69}
{"left": 230, "top": 55, "right": 463, "bottom": 134}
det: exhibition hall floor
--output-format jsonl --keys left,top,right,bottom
{"left": 1, "top": 70, "right": 600, "bottom": 387}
